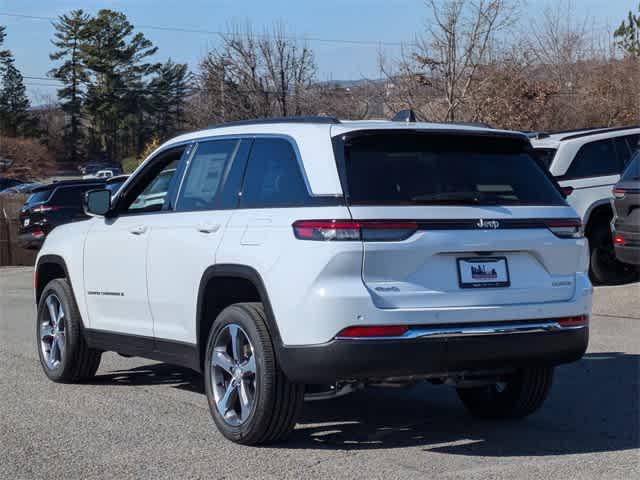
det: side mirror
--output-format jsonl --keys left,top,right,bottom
{"left": 83, "top": 189, "right": 111, "bottom": 217}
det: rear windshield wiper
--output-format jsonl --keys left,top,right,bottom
{"left": 410, "top": 191, "right": 503, "bottom": 205}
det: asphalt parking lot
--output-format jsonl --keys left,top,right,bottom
{"left": 0, "top": 267, "right": 638, "bottom": 480}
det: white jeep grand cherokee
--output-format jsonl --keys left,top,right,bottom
{"left": 35, "top": 116, "right": 592, "bottom": 445}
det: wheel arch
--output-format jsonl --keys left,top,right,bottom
{"left": 35, "top": 255, "right": 71, "bottom": 304}
{"left": 196, "top": 264, "right": 284, "bottom": 370}
{"left": 584, "top": 201, "right": 613, "bottom": 238}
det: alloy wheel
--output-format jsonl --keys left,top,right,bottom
{"left": 39, "top": 294, "right": 66, "bottom": 370}
{"left": 210, "top": 324, "right": 257, "bottom": 426}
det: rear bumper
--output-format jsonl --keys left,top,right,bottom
{"left": 611, "top": 225, "right": 640, "bottom": 265}
{"left": 279, "top": 322, "right": 588, "bottom": 383}
{"left": 614, "top": 245, "right": 640, "bottom": 265}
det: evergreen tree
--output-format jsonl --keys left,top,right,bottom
{"left": 0, "top": 26, "right": 11, "bottom": 64}
{"left": 0, "top": 28, "right": 31, "bottom": 137}
{"left": 81, "top": 9, "right": 158, "bottom": 163}
{"left": 148, "top": 59, "right": 193, "bottom": 138}
{"left": 49, "top": 9, "right": 90, "bottom": 163}
{"left": 614, "top": 4, "right": 640, "bottom": 58}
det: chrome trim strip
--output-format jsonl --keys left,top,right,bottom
{"left": 336, "top": 321, "right": 587, "bottom": 341}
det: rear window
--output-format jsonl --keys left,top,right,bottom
{"left": 621, "top": 153, "right": 639, "bottom": 181}
{"left": 51, "top": 185, "right": 101, "bottom": 208}
{"left": 338, "top": 133, "right": 566, "bottom": 206}
{"left": 532, "top": 148, "right": 557, "bottom": 169}
{"left": 27, "top": 190, "right": 53, "bottom": 204}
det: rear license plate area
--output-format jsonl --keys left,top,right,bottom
{"left": 457, "top": 257, "right": 510, "bottom": 288}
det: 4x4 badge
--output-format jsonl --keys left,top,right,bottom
{"left": 476, "top": 219, "right": 500, "bottom": 229}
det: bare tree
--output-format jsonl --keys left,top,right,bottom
{"left": 382, "top": 0, "right": 518, "bottom": 122}
{"left": 527, "top": 0, "right": 590, "bottom": 89}
{"left": 192, "top": 22, "right": 318, "bottom": 126}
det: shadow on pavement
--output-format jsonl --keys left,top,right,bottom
{"left": 93, "top": 352, "right": 639, "bottom": 456}
{"left": 91, "top": 362, "right": 204, "bottom": 394}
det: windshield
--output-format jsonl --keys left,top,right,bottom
{"left": 338, "top": 132, "right": 566, "bottom": 206}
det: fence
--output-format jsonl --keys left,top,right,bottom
{"left": 0, "top": 194, "right": 37, "bottom": 267}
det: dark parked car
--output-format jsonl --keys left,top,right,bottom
{"left": 79, "top": 162, "right": 122, "bottom": 177}
{"left": 104, "top": 174, "right": 129, "bottom": 194}
{"left": 0, "top": 176, "right": 26, "bottom": 192}
{"left": 0, "top": 182, "right": 44, "bottom": 196}
{"left": 18, "top": 179, "right": 106, "bottom": 249}
{"left": 612, "top": 152, "right": 640, "bottom": 266}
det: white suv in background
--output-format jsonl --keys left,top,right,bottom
{"left": 530, "top": 126, "right": 640, "bottom": 284}
{"left": 34, "top": 116, "right": 591, "bottom": 445}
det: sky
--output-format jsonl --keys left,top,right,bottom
{"left": 0, "top": 0, "right": 636, "bottom": 102}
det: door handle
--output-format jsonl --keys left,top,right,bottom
{"left": 197, "top": 224, "right": 220, "bottom": 234}
{"left": 128, "top": 225, "right": 148, "bottom": 235}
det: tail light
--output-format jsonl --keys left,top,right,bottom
{"left": 32, "top": 205, "right": 61, "bottom": 214}
{"left": 613, "top": 234, "right": 625, "bottom": 246}
{"left": 613, "top": 187, "right": 626, "bottom": 199}
{"left": 293, "top": 220, "right": 418, "bottom": 242}
{"left": 557, "top": 315, "right": 589, "bottom": 327}
{"left": 336, "top": 325, "right": 408, "bottom": 338}
{"left": 546, "top": 219, "right": 583, "bottom": 238}
{"left": 31, "top": 228, "right": 45, "bottom": 238}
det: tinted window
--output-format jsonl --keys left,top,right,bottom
{"left": 564, "top": 139, "right": 620, "bottom": 179}
{"left": 621, "top": 134, "right": 640, "bottom": 166}
{"left": 27, "top": 190, "right": 53, "bottom": 205}
{"left": 127, "top": 161, "right": 179, "bottom": 213}
{"left": 52, "top": 185, "right": 100, "bottom": 208}
{"left": 621, "top": 153, "right": 640, "bottom": 181}
{"left": 340, "top": 133, "right": 565, "bottom": 206}
{"left": 106, "top": 180, "right": 126, "bottom": 194}
{"left": 240, "top": 138, "right": 309, "bottom": 208}
{"left": 218, "top": 139, "right": 252, "bottom": 209}
{"left": 177, "top": 140, "right": 238, "bottom": 211}
{"left": 532, "top": 148, "right": 557, "bottom": 169}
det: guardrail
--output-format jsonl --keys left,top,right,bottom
{"left": 0, "top": 194, "right": 37, "bottom": 267}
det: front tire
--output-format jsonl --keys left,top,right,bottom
{"left": 456, "top": 367, "right": 554, "bottom": 419}
{"left": 204, "top": 303, "right": 303, "bottom": 445}
{"left": 37, "top": 278, "right": 102, "bottom": 382}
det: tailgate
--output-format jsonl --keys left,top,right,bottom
{"left": 335, "top": 130, "right": 585, "bottom": 310}
{"left": 352, "top": 206, "right": 584, "bottom": 309}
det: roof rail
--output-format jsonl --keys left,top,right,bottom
{"left": 447, "top": 121, "right": 493, "bottom": 128}
{"left": 206, "top": 116, "right": 341, "bottom": 129}
{"left": 560, "top": 125, "right": 640, "bottom": 141}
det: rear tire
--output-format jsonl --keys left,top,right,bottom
{"left": 456, "top": 367, "right": 554, "bottom": 419}
{"left": 204, "top": 302, "right": 303, "bottom": 445}
{"left": 589, "top": 221, "right": 639, "bottom": 285}
{"left": 36, "top": 279, "right": 102, "bottom": 383}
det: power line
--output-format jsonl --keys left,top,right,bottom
{"left": 0, "top": 11, "right": 408, "bottom": 47}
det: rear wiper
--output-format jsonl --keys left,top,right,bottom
{"left": 411, "top": 191, "right": 500, "bottom": 204}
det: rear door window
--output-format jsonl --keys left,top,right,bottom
{"left": 564, "top": 139, "right": 621, "bottom": 179}
{"left": 240, "top": 138, "right": 309, "bottom": 208}
{"left": 338, "top": 132, "right": 566, "bottom": 206}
